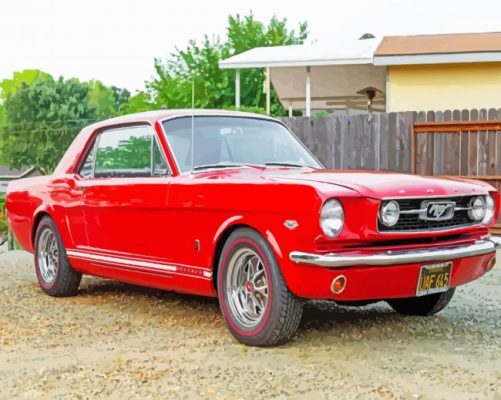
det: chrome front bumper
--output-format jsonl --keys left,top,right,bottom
{"left": 289, "top": 237, "right": 501, "bottom": 268}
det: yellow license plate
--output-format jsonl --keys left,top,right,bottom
{"left": 416, "top": 262, "right": 452, "bottom": 296}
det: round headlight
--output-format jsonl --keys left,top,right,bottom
{"left": 483, "top": 194, "right": 495, "bottom": 225}
{"left": 379, "top": 200, "right": 400, "bottom": 227}
{"left": 468, "top": 196, "right": 486, "bottom": 221}
{"left": 320, "top": 199, "right": 344, "bottom": 238}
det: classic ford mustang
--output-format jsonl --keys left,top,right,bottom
{"left": 6, "top": 110, "right": 500, "bottom": 346}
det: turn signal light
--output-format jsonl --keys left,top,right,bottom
{"left": 486, "top": 256, "right": 496, "bottom": 272}
{"left": 330, "top": 275, "right": 347, "bottom": 294}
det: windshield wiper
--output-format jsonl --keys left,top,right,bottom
{"left": 265, "top": 162, "right": 312, "bottom": 168}
{"left": 193, "top": 162, "right": 258, "bottom": 171}
{"left": 193, "top": 161, "right": 314, "bottom": 171}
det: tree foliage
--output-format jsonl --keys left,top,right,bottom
{"left": 0, "top": 71, "right": 135, "bottom": 172}
{"left": 0, "top": 196, "right": 7, "bottom": 235}
{"left": 0, "top": 69, "right": 52, "bottom": 101}
{"left": 87, "top": 80, "right": 116, "bottom": 119}
{"left": 0, "top": 70, "right": 53, "bottom": 163}
{"left": 111, "top": 86, "right": 131, "bottom": 114}
{"left": 149, "top": 13, "right": 308, "bottom": 115}
{"left": 120, "top": 91, "right": 154, "bottom": 114}
{"left": 1, "top": 76, "right": 99, "bottom": 172}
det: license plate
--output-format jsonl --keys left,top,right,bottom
{"left": 416, "top": 262, "right": 452, "bottom": 296}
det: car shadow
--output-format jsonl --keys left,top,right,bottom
{"left": 74, "top": 278, "right": 460, "bottom": 346}
{"left": 78, "top": 278, "right": 219, "bottom": 307}
{"left": 299, "top": 300, "right": 400, "bottom": 333}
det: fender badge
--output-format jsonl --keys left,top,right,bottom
{"left": 284, "top": 220, "right": 299, "bottom": 230}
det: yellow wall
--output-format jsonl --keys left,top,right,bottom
{"left": 387, "top": 62, "right": 501, "bottom": 112}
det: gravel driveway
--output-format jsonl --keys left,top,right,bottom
{"left": 0, "top": 250, "right": 500, "bottom": 399}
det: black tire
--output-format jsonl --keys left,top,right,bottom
{"left": 217, "top": 228, "right": 303, "bottom": 347}
{"left": 34, "top": 216, "right": 82, "bottom": 297}
{"left": 387, "top": 288, "right": 455, "bottom": 316}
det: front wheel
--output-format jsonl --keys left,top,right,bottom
{"left": 217, "top": 228, "right": 303, "bottom": 347}
{"left": 387, "top": 288, "right": 456, "bottom": 316}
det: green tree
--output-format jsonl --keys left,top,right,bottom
{"left": 1, "top": 76, "right": 98, "bottom": 172}
{"left": 87, "top": 80, "right": 117, "bottom": 119}
{"left": 0, "top": 69, "right": 51, "bottom": 101}
{"left": 0, "top": 70, "right": 136, "bottom": 171}
{"left": 149, "top": 13, "right": 308, "bottom": 115}
{"left": 120, "top": 91, "right": 155, "bottom": 114}
{"left": 0, "top": 70, "right": 52, "bottom": 163}
{"left": 111, "top": 86, "right": 131, "bottom": 114}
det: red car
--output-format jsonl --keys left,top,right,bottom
{"left": 6, "top": 110, "right": 500, "bottom": 346}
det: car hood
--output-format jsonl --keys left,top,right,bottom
{"left": 265, "top": 169, "right": 491, "bottom": 199}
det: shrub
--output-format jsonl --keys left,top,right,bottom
{"left": 0, "top": 214, "right": 7, "bottom": 233}
{"left": 0, "top": 196, "right": 7, "bottom": 236}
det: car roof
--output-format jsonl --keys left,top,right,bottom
{"left": 88, "top": 109, "right": 277, "bottom": 130}
{"left": 54, "top": 109, "right": 280, "bottom": 176}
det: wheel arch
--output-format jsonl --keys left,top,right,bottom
{"left": 211, "top": 223, "right": 251, "bottom": 293}
{"left": 31, "top": 203, "right": 75, "bottom": 251}
{"left": 32, "top": 211, "right": 52, "bottom": 246}
{"left": 210, "top": 218, "right": 285, "bottom": 293}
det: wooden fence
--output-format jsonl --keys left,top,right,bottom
{"left": 280, "top": 108, "right": 501, "bottom": 174}
{"left": 280, "top": 112, "right": 414, "bottom": 172}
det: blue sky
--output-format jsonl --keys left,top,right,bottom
{"left": 2, "top": 0, "right": 501, "bottom": 91}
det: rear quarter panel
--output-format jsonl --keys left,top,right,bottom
{"left": 6, "top": 175, "right": 83, "bottom": 253}
{"left": 6, "top": 177, "right": 49, "bottom": 252}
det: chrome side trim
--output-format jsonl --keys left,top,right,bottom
{"left": 66, "top": 250, "right": 213, "bottom": 279}
{"left": 289, "top": 238, "right": 501, "bottom": 268}
{"left": 67, "top": 250, "right": 177, "bottom": 271}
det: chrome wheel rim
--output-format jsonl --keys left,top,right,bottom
{"left": 38, "top": 229, "right": 58, "bottom": 284}
{"left": 225, "top": 247, "right": 270, "bottom": 328}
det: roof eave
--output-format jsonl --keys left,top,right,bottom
{"left": 219, "top": 57, "right": 375, "bottom": 69}
{"left": 374, "top": 51, "right": 501, "bottom": 66}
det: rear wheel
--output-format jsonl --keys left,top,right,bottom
{"left": 217, "top": 228, "right": 303, "bottom": 347}
{"left": 387, "top": 288, "right": 455, "bottom": 316}
{"left": 34, "top": 216, "right": 81, "bottom": 297}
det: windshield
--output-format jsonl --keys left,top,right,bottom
{"left": 162, "top": 116, "right": 322, "bottom": 172}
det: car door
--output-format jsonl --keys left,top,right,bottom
{"left": 76, "top": 124, "right": 172, "bottom": 263}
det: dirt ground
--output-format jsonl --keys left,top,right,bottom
{"left": 0, "top": 250, "right": 500, "bottom": 400}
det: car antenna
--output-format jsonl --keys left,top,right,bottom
{"left": 191, "top": 74, "right": 195, "bottom": 172}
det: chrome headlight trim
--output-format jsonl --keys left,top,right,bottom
{"left": 320, "top": 199, "right": 344, "bottom": 238}
{"left": 468, "top": 196, "right": 486, "bottom": 222}
{"left": 379, "top": 200, "right": 400, "bottom": 227}
{"left": 483, "top": 194, "right": 495, "bottom": 225}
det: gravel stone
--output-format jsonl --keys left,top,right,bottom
{"left": 0, "top": 250, "right": 499, "bottom": 399}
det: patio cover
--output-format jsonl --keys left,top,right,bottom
{"left": 219, "top": 39, "right": 387, "bottom": 114}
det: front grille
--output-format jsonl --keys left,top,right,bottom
{"left": 378, "top": 196, "right": 478, "bottom": 232}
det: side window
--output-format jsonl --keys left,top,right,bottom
{"left": 152, "top": 138, "right": 169, "bottom": 176}
{"left": 94, "top": 126, "right": 152, "bottom": 178}
{"left": 79, "top": 125, "right": 170, "bottom": 179}
{"left": 79, "top": 142, "right": 97, "bottom": 178}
